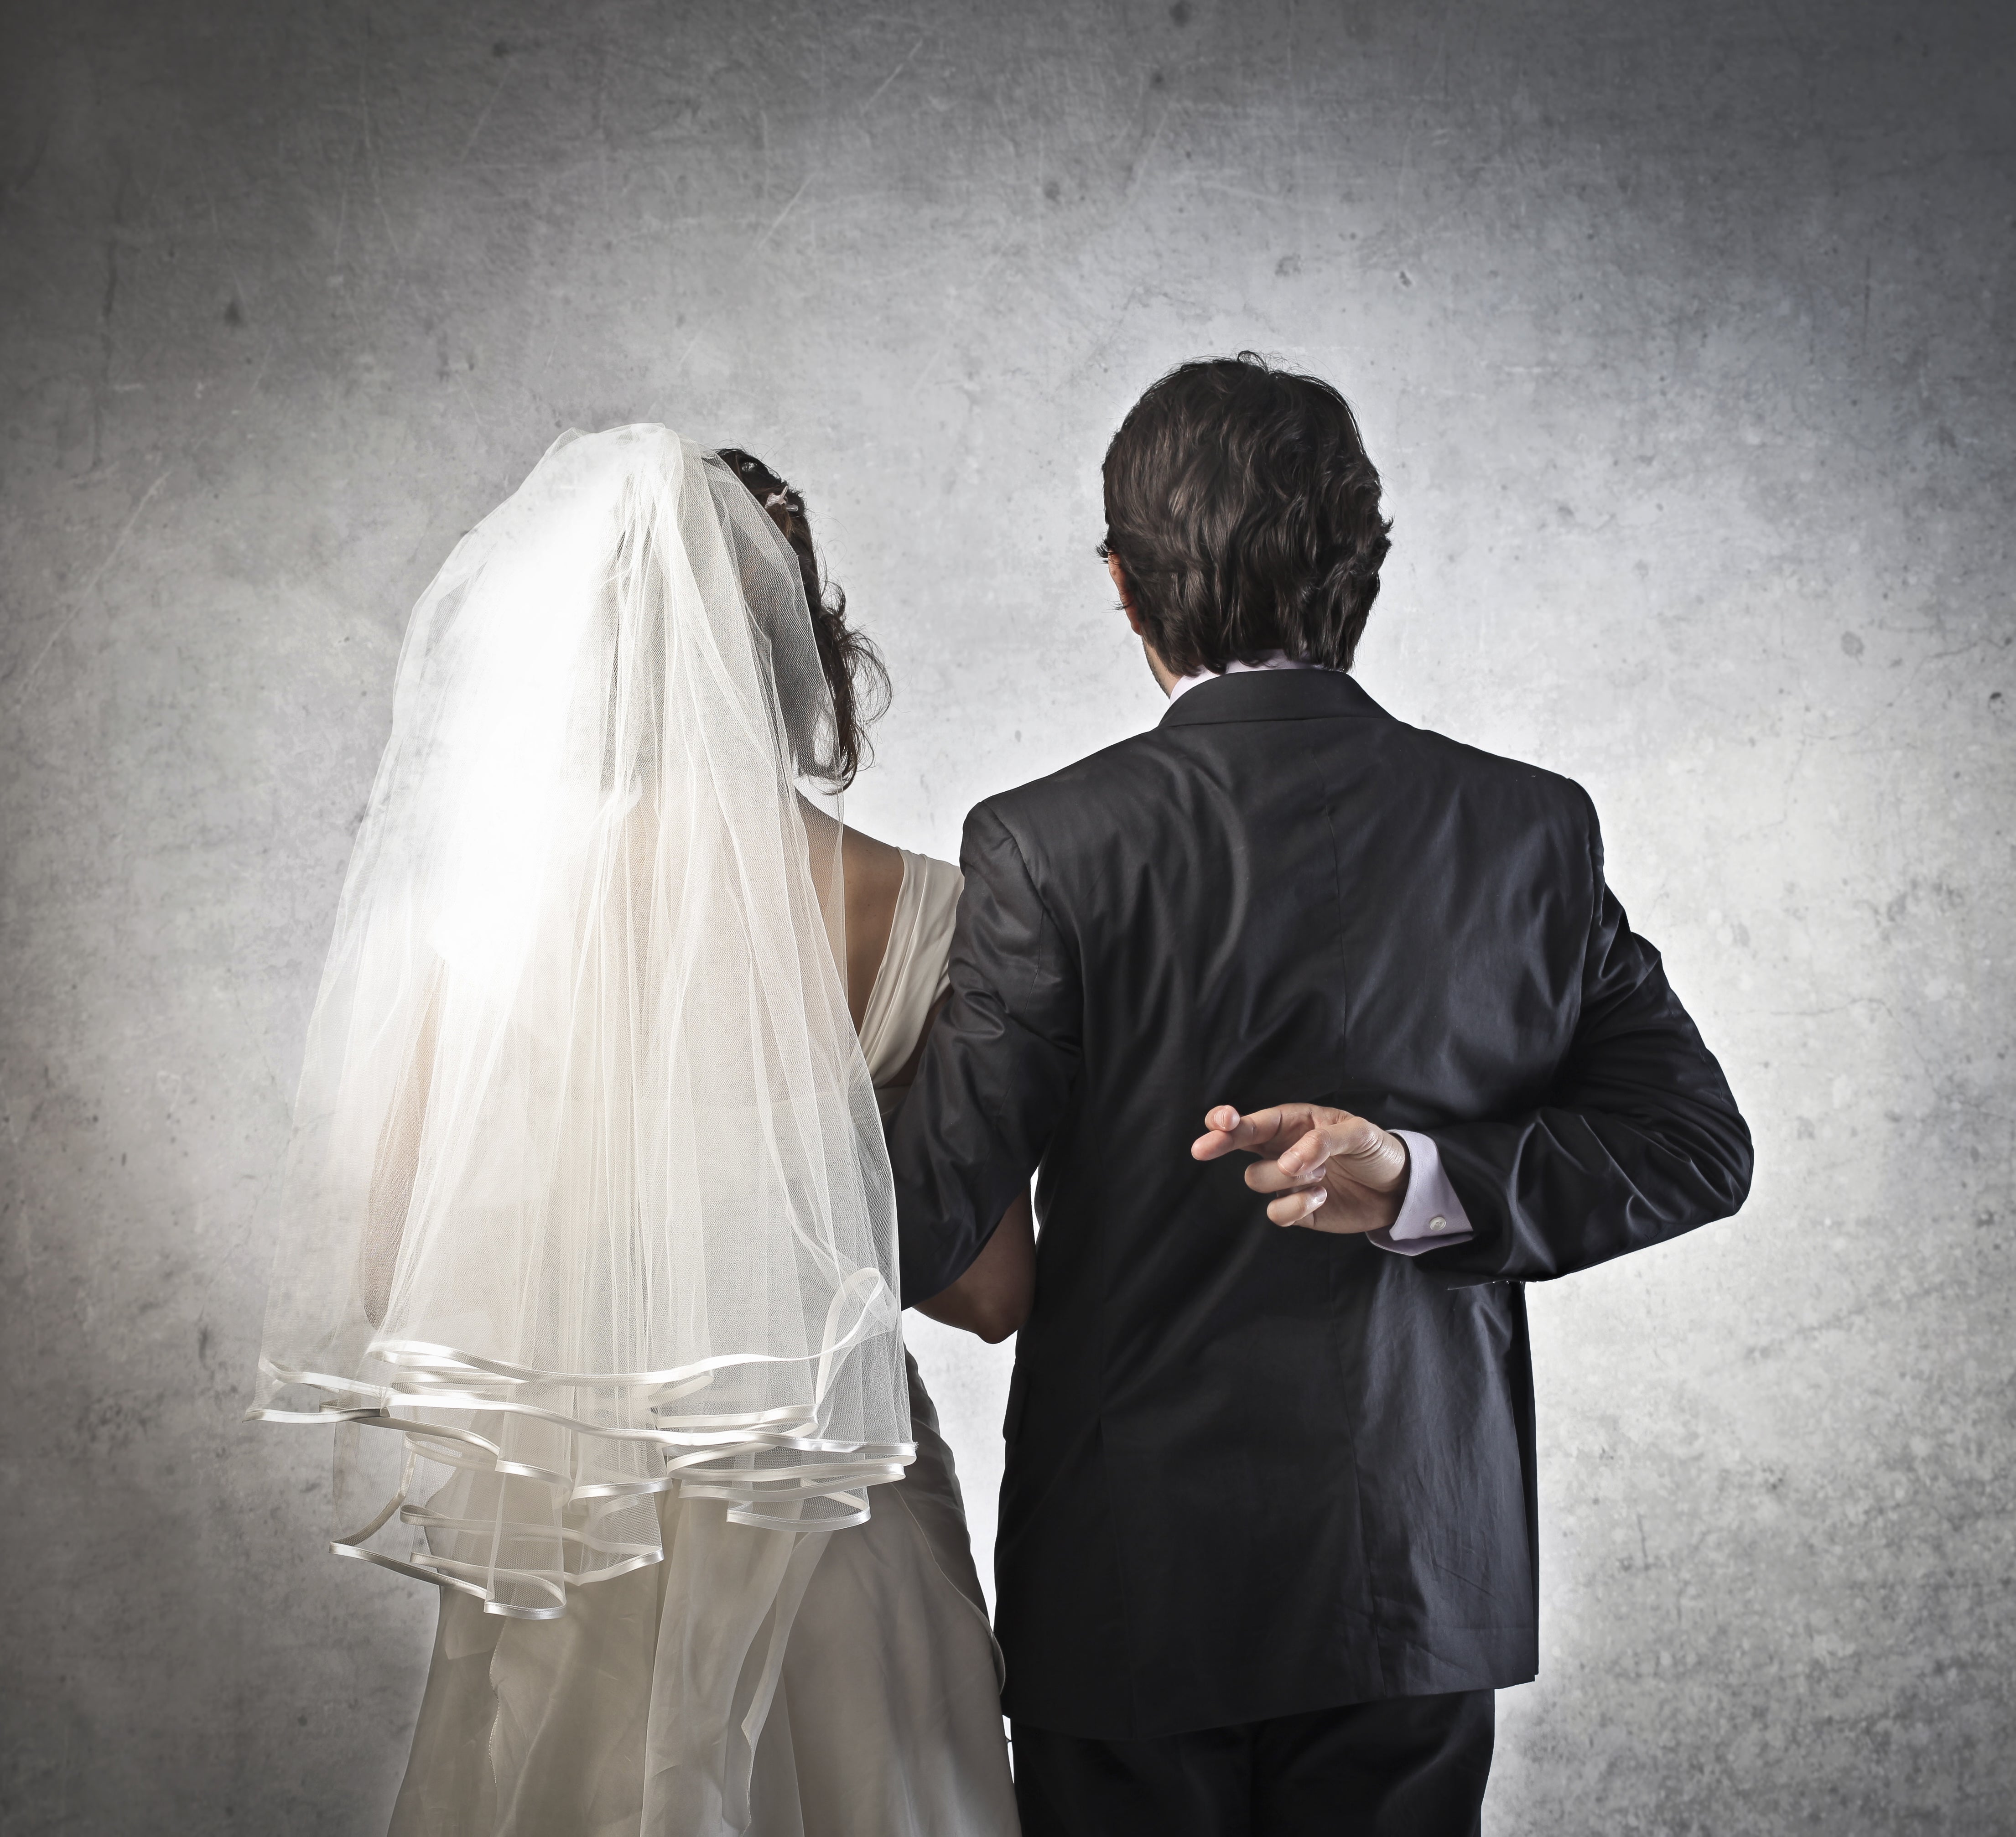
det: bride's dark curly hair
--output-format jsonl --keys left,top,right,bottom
{"left": 717, "top": 447, "right": 890, "bottom": 789}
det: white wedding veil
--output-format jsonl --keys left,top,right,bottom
{"left": 251, "top": 425, "right": 912, "bottom": 1620}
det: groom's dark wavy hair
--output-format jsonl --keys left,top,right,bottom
{"left": 1099, "top": 354, "right": 1392, "bottom": 677}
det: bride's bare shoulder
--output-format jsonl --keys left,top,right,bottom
{"left": 840, "top": 825, "right": 903, "bottom": 1025}
{"left": 794, "top": 795, "right": 904, "bottom": 1020}
{"left": 842, "top": 824, "right": 904, "bottom": 938}
{"left": 841, "top": 823, "right": 902, "bottom": 885}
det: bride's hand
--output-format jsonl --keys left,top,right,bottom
{"left": 1190, "top": 1103, "right": 1410, "bottom": 1235}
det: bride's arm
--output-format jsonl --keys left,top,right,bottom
{"left": 886, "top": 991, "right": 1035, "bottom": 1344}
{"left": 911, "top": 1188, "right": 1034, "bottom": 1344}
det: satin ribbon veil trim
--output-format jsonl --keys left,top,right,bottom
{"left": 259, "top": 1261, "right": 901, "bottom": 1431}
{"left": 248, "top": 1266, "right": 915, "bottom": 1618}
{"left": 246, "top": 1394, "right": 915, "bottom": 1619}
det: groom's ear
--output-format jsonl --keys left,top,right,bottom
{"left": 1107, "top": 554, "right": 1147, "bottom": 637}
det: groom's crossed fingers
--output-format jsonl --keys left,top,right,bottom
{"left": 1192, "top": 1103, "right": 1406, "bottom": 1230}
{"left": 1192, "top": 1103, "right": 1305, "bottom": 1162}
{"left": 1194, "top": 1103, "right": 1359, "bottom": 1174}
{"left": 1194, "top": 1104, "right": 1336, "bottom": 1225}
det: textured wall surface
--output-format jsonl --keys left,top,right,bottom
{"left": 3, "top": 1, "right": 2012, "bottom": 1831}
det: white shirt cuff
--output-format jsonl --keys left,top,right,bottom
{"left": 1369, "top": 1131, "right": 1475, "bottom": 1257}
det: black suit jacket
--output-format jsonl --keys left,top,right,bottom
{"left": 887, "top": 669, "right": 1751, "bottom": 1740}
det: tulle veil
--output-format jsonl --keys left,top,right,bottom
{"left": 251, "top": 425, "right": 913, "bottom": 1623}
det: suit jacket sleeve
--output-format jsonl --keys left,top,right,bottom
{"left": 1420, "top": 802, "right": 1754, "bottom": 1282}
{"left": 887, "top": 801, "right": 1082, "bottom": 1304}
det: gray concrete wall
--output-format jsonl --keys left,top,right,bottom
{"left": 3, "top": 1, "right": 2011, "bottom": 1830}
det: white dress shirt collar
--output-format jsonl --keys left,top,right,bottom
{"left": 1165, "top": 651, "right": 1326, "bottom": 706}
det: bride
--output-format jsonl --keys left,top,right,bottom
{"left": 251, "top": 427, "right": 1033, "bottom": 1836}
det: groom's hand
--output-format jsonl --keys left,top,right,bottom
{"left": 1190, "top": 1104, "right": 1410, "bottom": 1235}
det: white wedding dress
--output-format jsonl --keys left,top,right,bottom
{"left": 386, "top": 848, "right": 1019, "bottom": 1837}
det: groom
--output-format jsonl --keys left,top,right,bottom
{"left": 887, "top": 355, "right": 1751, "bottom": 1836}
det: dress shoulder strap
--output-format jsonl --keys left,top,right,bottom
{"left": 858, "top": 850, "right": 963, "bottom": 1098}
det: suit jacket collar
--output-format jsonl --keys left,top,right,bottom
{"left": 1157, "top": 668, "right": 1386, "bottom": 728}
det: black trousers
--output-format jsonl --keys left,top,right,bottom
{"left": 1012, "top": 1691, "right": 1494, "bottom": 1837}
